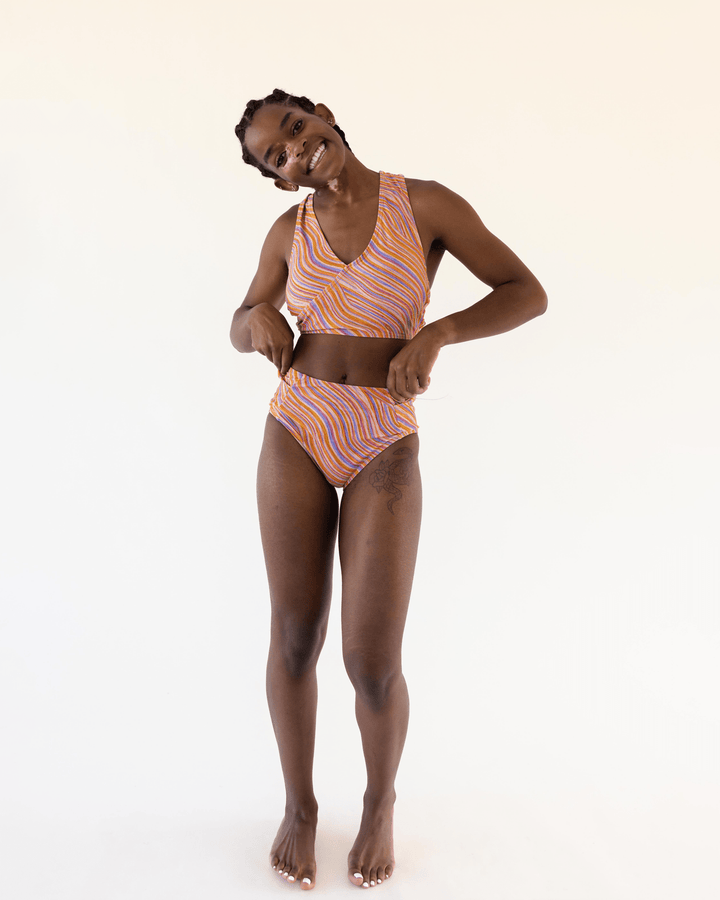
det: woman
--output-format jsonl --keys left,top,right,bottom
{"left": 231, "top": 89, "right": 547, "bottom": 891}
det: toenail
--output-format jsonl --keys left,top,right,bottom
{"left": 354, "top": 873, "right": 362, "bottom": 879}
{"left": 288, "top": 875, "right": 295, "bottom": 882}
{"left": 371, "top": 881, "right": 375, "bottom": 886}
{"left": 303, "top": 877, "right": 312, "bottom": 884}
{"left": 363, "top": 883, "right": 369, "bottom": 888}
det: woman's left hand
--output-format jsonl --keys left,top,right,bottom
{"left": 386, "top": 325, "right": 445, "bottom": 403}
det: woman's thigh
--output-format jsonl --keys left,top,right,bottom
{"left": 338, "top": 433, "right": 422, "bottom": 660}
{"left": 257, "top": 415, "right": 339, "bottom": 628}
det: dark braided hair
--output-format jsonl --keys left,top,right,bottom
{"left": 235, "top": 88, "right": 351, "bottom": 180}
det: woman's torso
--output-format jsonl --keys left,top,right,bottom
{"left": 285, "top": 173, "right": 444, "bottom": 387}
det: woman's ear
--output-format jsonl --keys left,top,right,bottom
{"left": 274, "top": 179, "right": 299, "bottom": 192}
{"left": 313, "top": 103, "right": 335, "bottom": 127}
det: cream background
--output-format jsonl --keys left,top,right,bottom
{"left": 1, "top": 0, "right": 718, "bottom": 897}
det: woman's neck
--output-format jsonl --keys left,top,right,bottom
{"left": 314, "top": 151, "right": 378, "bottom": 207}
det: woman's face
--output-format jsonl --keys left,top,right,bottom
{"left": 244, "top": 102, "right": 346, "bottom": 190}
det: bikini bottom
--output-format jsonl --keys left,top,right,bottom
{"left": 269, "top": 367, "right": 418, "bottom": 488}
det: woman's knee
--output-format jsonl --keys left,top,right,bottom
{"left": 271, "top": 615, "right": 328, "bottom": 678}
{"left": 343, "top": 646, "right": 402, "bottom": 712}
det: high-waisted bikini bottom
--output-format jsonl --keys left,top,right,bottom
{"left": 269, "top": 368, "right": 418, "bottom": 488}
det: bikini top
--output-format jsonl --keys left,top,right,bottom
{"left": 285, "top": 172, "right": 430, "bottom": 339}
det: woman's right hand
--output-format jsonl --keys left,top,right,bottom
{"left": 247, "top": 303, "right": 295, "bottom": 376}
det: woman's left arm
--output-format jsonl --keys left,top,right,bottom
{"left": 386, "top": 181, "right": 547, "bottom": 402}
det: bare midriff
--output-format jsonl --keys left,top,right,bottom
{"left": 291, "top": 334, "right": 408, "bottom": 387}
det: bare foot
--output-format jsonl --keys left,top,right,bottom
{"left": 347, "top": 796, "right": 395, "bottom": 888}
{"left": 270, "top": 808, "right": 318, "bottom": 890}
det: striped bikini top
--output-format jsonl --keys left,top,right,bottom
{"left": 286, "top": 172, "right": 430, "bottom": 339}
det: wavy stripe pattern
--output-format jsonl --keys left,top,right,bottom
{"left": 270, "top": 369, "right": 418, "bottom": 487}
{"left": 286, "top": 172, "right": 430, "bottom": 338}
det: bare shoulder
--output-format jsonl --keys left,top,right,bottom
{"left": 405, "top": 178, "right": 478, "bottom": 217}
{"left": 275, "top": 202, "right": 301, "bottom": 229}
{"left": 404, "top": 177, "right": 482, "bottom": 247}
{"left": 404, "top": 177, "right": 445, "bottom": 212}
{"left": 263, "top": 202, "right": 301, "bottom": 262}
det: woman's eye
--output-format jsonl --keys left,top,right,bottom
{"left": 276, "top": 151, "right": 287, "bottom": 167}
{"left": 292, "top": 119, "right": 303, "bottom": 135}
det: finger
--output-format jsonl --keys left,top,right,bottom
{"left": 417, "top": 373, "right": 432, "bottom": 393}
{"left": 279, "top": 342, "right": 293, "bottom": 377}
{"left": 271, "top": 343, "right": 286, "bottom": 371}
{"left": 405, "top": 373, "right": 422, "bottom": 397}
{"left": 385, "top": 371, "right": 405, "bottom": 403}
{"left": 398, "top": 362, "right": 416, "bottom": 396}
{"left": 386, "top": 363, "right": 401, "bottom": 401}
{"left": 394, "top": 367, "right": 421, "bottom": 399}
{"left": 388, "top": 367, "right": 409, "bottom": 401}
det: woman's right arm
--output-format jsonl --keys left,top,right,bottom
{"left": 230, "top": 207, "right": 297, "bottom": 376}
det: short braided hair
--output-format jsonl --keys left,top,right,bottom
{"left": 235, "top": 88, "right": 351, "bottom": 179}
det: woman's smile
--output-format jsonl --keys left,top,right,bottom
{"left": 307, "top": 142, "right": 326, "bottom": 173}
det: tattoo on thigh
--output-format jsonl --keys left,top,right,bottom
{"left": 369, "top": 447, "right": 413, "bottom": 514}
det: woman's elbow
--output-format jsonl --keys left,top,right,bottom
{"left": 533, "top": 285, "right": 548, "bottom": 317}
{"left": 525, "top": 279, "right": 548, "bottom": 319}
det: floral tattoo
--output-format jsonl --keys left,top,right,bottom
{"left": 369, "top": 447, "right": 413, "bottom": 514}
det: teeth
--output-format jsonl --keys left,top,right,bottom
{"left": 308, "top": 142, "right": 326, "bottom": 172}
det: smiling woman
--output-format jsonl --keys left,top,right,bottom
{"left": 230, "top": 87, "right": 547, "bottom": 891}
{"left": 235, "top": 88, "right": 352, "bottom": 186}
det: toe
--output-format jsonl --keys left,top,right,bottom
{"left": 383, "top": 864, "right": 393, "bottom": 880}
{"left": 300, "top": 873, "right": 314, "bottom": 890}
{"left": 349, "top": 868, "right": 364, "bottom": 887}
